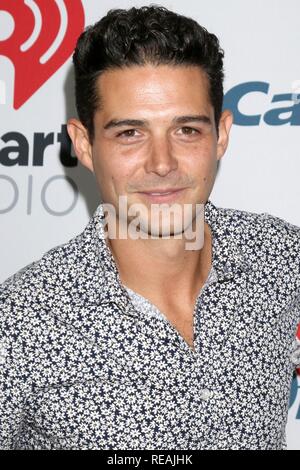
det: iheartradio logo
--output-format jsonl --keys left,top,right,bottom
{"left": 0, "top": 0, "right": 85, "bottom": 108}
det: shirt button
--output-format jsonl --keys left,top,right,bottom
{"left": 199, "top": 389, "right": 212, "bottom": 401}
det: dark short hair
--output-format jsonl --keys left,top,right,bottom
{"left": 73, "top": 4, "right": 224, "bottom": 141}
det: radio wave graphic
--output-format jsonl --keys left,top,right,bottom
{"left": 0, "top": 0, "right": 85, "bottom": 108}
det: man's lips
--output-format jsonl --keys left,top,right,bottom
{"left": 139, "top": 188, "right": 185, "bottom": 194}
{"left": 136, "top": 188, "right": 187, "bottom": 202}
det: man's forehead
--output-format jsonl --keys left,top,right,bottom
{"left": 95, "top": 64, "right": 212, "bottom": 119}
{"left": 97, "top": 64, "right": 210, "bottom": 96}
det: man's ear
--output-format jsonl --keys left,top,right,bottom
{"left": 216, "top": 109, "right": 233, "bottom": 160}
{"left": 67, "top": 118, "right": 94, "bottom": 173}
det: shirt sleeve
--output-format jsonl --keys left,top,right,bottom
{"left": 292, "top": 222, "right": 300, "bottom": 368}
{"left": 0, "top": 292, "right": 30, "bottom": 449}
{"left": 295, "top": 224, "right": 300, "bottom": 367}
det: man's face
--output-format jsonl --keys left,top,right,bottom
{"left": 68, "top": 64, "right": 232, "bottom": 236}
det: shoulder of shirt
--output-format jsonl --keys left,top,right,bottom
{"left": 217, "top": 203, "right": 300, "bottom": 262}
{"left": 217, "top": 202, "right": 299, "bottom": 236}
{"left": 0, "top": 225, "right": 92, "bottom": 321}
{"left": 1, "top": 233, "right": 79, "bottom": 287}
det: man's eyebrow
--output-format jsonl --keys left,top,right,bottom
{"left": 173, "top": 115, "right": 212, "bottom": 125}
{"left": 103, "top": 119, "right": 147, "bottom": 130}
{"left": 103, "top": 114, "right": 212, "bottom": 130}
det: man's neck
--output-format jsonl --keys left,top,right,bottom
{"left": 106, "top": 221, "right": 212, "bottom": 306}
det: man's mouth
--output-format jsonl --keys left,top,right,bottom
{"left": 137, "top": 188, "right": 187, "bottom": 202}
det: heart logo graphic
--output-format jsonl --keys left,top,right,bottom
{"left": 0, "top": 0, "right": 85, "bottom": 109}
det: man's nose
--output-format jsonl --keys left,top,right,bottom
{"left": 145, "top": 135, "right": 178, "bottom": 177}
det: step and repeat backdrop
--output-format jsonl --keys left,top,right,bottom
{"left": 0, "top": 0, "right": 299, "bottom": 449}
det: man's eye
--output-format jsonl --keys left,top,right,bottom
{"left": 179, "top": 127, "right": 200, "bottom": 135}
{"left": 116, "top": 129, "right": 138, "bottom": 138}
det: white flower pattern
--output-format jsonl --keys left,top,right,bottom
{"left": 0, "top": 199, "right": 299, "bottom": 450}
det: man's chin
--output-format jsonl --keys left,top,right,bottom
{"left": 126, "top": 217, "right": 194, "bottom": 240}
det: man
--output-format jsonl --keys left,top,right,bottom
{"left": 0, "top": 5, "right": 299, "bottom": 450}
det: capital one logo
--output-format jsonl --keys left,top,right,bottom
{"left": 0, "top": 0, "right": 85, "bottom": 108}
{"left": 223, "top": 81, "right": 300, "bottom": 126}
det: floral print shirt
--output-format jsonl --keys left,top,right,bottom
{"left": 0, "top": 199, "right": 300, "bottom": 450}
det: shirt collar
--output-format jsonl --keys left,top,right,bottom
{"left": 81, "top": 199, "right": 252, "bottom": 308}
